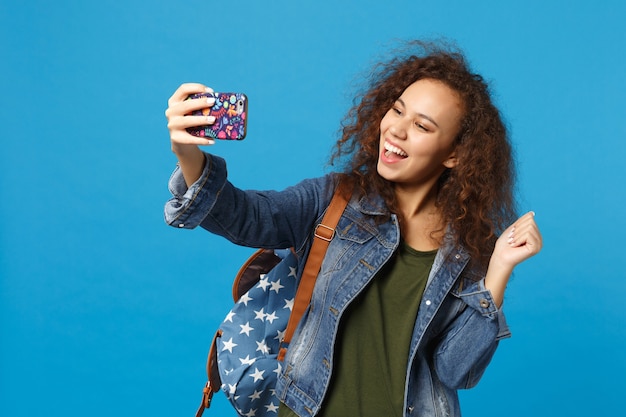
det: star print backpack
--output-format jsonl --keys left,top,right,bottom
{"left": 196, "top": 181, "right": 351, "bottom": 417}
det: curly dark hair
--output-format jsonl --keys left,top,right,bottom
{"left": 331, "top": 40, "right": 517, "bottom": 266}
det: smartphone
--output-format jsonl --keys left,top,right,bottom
{"left": 187, "top": 91, "right": 248, "bottom": 140}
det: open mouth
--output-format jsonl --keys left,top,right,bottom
{"left": 384, "top": 141, "right": 408, "bottom": 158}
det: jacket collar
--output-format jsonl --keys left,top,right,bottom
{"left": 352, "top": 190, "right": 472, "bottom": 273}
{"left": 353, "top": 193, "right": 389, "bottom": 216}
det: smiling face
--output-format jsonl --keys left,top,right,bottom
{"left": 377, "top": 78, "right": 464, "bottom": 190}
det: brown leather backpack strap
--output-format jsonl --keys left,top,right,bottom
{"left": 196, "top": 329, "right": 222, "bottom": 417}
{"left": 278, "top": 179, "right": 351, "bottom": 361}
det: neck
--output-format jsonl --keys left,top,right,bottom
{"left": 394, "top": 181, "right": 439, "bottom": 219}
{"left": 394, "top": 182, "right": 445, "bottom": 251}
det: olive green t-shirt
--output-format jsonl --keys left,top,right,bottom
{"left": 279, "top": 242, "right": 436, "bottom": 417}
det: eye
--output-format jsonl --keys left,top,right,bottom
{"left": 415, "top": 122, "right": 429, "bottom": 132}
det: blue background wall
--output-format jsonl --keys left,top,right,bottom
{"left": 2, "top": 0, "right": 625, "bottom": 415}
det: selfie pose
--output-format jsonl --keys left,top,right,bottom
{"left": 164, "top": 41, "right": 542, "bottom": 417}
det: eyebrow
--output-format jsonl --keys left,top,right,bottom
{"left": 396, "top": 98, "right": 440, "bottom": 128}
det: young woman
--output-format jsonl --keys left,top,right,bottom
{"left": 164, "top": 41, "right": 542, "bottom": 417}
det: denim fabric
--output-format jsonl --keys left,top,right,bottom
{"left": 165, "top": 153, "right": 511, "bottom": 417}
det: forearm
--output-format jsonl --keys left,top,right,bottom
{"left": 165, "top": 152, "right": 337, "bottom": 250}
{"left": 433, "top": 302, "right": 502, "bottom": 389}
{"left": 172, "top": 143, "right": 206, "bottom": 188}
{"left": 483, "top": 259, "right": 513, "bottom": 308}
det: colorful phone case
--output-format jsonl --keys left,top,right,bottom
{"left": 187, "top": 92, "right": 248, "bottom": 140}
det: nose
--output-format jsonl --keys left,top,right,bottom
{"left": 389, "top": 118, "right": 408, "bottom": 140}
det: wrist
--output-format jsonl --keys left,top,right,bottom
{"left": 487, "top": 255, "right": 514, "bottom": 277}
{"left": 171, "top": 142, "right": 201, "bottom": 157}
{"left": 484, "top": 257, "right": 514, "bottom": 308}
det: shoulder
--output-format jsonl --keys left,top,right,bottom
{"left": 282, "top": 173, "right": 342, "bottom": 207}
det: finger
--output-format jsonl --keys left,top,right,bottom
{"left": 170, "top": 129, "right": 215, "bottom": 146}
{"left": 168, "top": 115, "right": 216, "bottom": 131}
{"left": 509, "top": 227, "right": 539, "bottom": 248}
{"left": 519, "top": 231, "right": 542, "bottom": 256}
{"left": 165, "top": 95, "right": 216, "bottom": 119}
{"left": 505, "top": 211, "right": 537, "bottom": 238}
{"left": 525, "top": 222, "right": 543, "bottom": 249}
{"left": 168, "top": 83, "right": 213, "bottom": 105}
{"left": 514, "top": 211, "right": 536, "bottom": 227}
{"left": 508, "top": 221, "right": 542, "bottom": 253}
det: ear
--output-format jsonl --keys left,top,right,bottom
{"left": 443, "top": 152, "right": 458, "bottom": 169}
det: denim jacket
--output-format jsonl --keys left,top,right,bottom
{"left": 165, "top": 153, "right": 511, "bottom": 417}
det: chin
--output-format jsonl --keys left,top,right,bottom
{"left": 376, "top": 163, "right": 393, "bottom": 182}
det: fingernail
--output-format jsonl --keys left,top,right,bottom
{"left": 508, "top": 227, "right": 515, "bottom": 237}
{"left": 530, "top": 211, "right": 536, "bottom": 217}
{"left": 206, "top": 116, "right": 216, "bottom": 123}
{"left": 207, "top": 97, "right": 215, "bottom": 105}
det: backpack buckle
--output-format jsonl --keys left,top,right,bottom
{"left": 314, "top": 224, "right": 335, "bottom": 242}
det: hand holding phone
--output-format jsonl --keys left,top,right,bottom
{"left": 186, "top": 91, "right": 248, "bottom": 140}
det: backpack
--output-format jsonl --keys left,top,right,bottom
{"left": 195, "top": 181, "right": 351, "bottom": 417}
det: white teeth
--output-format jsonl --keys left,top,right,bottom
{"left": 384, "top": 142, "right": 407, "bottom": 157}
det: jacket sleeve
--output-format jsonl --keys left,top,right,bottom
{"left": 164, "top": 152, "right": 227, "bottom": 229}
{"left": 432, "top": 278, "right": 511, "bottom": 390}
{"left": 164, "top": 152, "right": 336, "bottom": 251}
